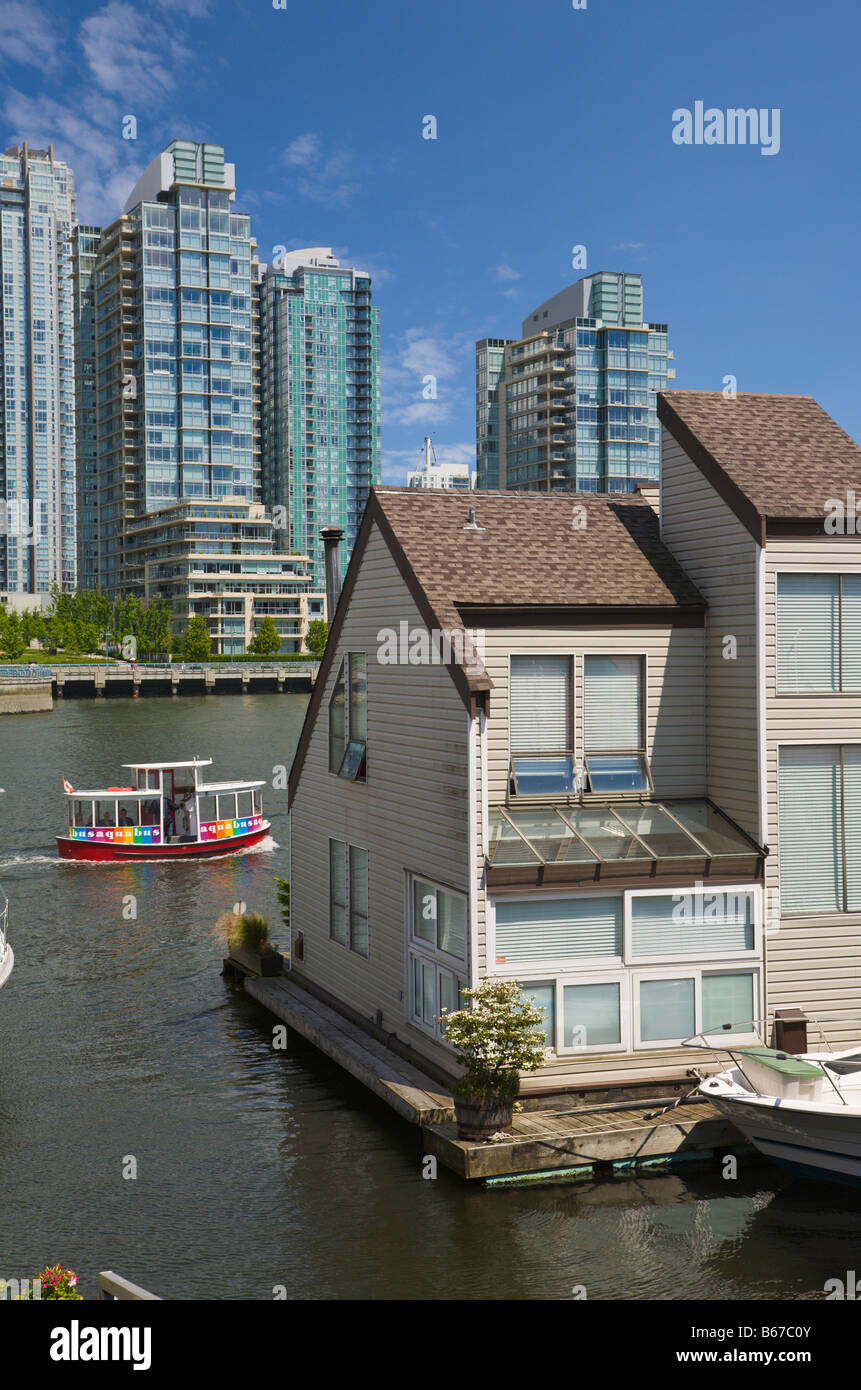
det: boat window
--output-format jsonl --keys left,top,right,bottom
{"left": 139, "top": 798, "right": 160, "bottom": 826}
{"left": 94, "top": 800, "right": 117, "bottom": 828}
{"left": 236, "top": 792, "right": 253, "bottom": 819}
{"left": 198, "top": 795, "right": 216, "bottom": 825}
{"left": 72, "top": 800, "right": 92, "bottom": 827}
{"left": 116, "top": 799, "right": 140, "bottom": 828}
{"left": 252, "top": 790, "right": 261, "bottom": 816}
{"left": 216, "top": 794, "right": 238, "bottom": 821}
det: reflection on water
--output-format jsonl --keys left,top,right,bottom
{"left": 0, "top": 696, "right": 857, "bottom": 1299}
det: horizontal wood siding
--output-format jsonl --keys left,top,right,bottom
{"left": 765, "top": 539, "right": 861, "bottom": 1045}
{"left": 290, "top": 522, "right": 470, "bottom": 1075}
{"left": 660, "top": 432, "right": 760, "bottom": 836}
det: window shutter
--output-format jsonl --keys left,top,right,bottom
{"left": 776, "top": 574, "right": 838, "bottom": 692}
{"left": 495, "top": 895, "right": 621, "bottom": 963}
{"left": 509, "top": 656, "right": 570, "bottom": 752}
{"left": 630, "top": 893, "right": 753, "bottom": 957}
{"left": 841, "top": 577, "right": 861, "bottom": 690}
{"left": 584, "top": 655, "right": 642, "bottom": 751}
{"left": 843, "top": 747, "right": 861, "bottom": 911}
{"left": 778, "top": 745, "right": 843, "bottom": 912}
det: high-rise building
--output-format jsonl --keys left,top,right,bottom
{"left": 406, "top": 436, "right": 473, "bottom": 490}
{"left": 89, "top": 140, "right": 323, "bottom": 650}
{"left": 476, "top": 271, "right": 672, "bottom": 493}
{"left": 259, "top": 248, "right": 380, "bottom": 590}
{"left": 71, "top": 224, "right": 100, "bottom": 590}
{"left": 93, "top": 140, "right": 259, "bottom": 597}
{"left": 0, "top": 143, "right": 77, "bottom": 602}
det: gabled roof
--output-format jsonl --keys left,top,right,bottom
{"left": 287, "top": 488, "right": 704, "bottom": 804}
{"left": 658, "top": 390, "right": 861, "bottom": 541}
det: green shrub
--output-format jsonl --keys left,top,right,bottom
{"left": 228, "top": 911, "right": 269, "bottom": 951}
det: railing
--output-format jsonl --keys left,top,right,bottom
{"left": 0, "top": 665, "right": 54, "bottom": 682}
{"left": 0, "top": 661, "right": 318, "bottom": 678}
{"left": 97, "top": 1270, "right": 160, "bottom": 1301}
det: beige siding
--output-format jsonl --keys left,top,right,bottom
{"left": 660, "top": 432, "right": 760, "bottom": 837}
{"left": 290, "top": 522, "right": 470, "bottom": 1075}
{"left": 764, "top": 539, "right": 861, "bottom": 1046}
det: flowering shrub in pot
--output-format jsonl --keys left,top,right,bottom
{"left": 441, "top": 979, "right": 548, "bottom": 1140}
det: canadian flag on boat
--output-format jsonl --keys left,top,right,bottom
{"left": 62, "top": 776, "right": 74, "bottom": 794}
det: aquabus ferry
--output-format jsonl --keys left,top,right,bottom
{"left": 57, "top": 759, "right": 270, "bottom": 862}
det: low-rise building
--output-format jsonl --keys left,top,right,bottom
{"left": 126, "top": 499, "right": 324, "bottom": 654}
{"left": 285, "top": 391, "right": 861, "bottom": 1087}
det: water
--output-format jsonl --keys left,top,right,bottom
{"left": 0, "top": 694, "right": 858, "bottom": 1300}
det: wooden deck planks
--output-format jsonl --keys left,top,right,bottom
{"left": 244, "top": 976, "right": 455, "bottom": 1124}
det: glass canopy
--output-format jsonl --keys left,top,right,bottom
{"left": 487, "top": 798, "right": 760, "bottom": 868}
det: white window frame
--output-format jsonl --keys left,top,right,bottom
{"left": 406, "top": 872, "right": 469, "bottom": 1042}
{"left": 487, "top": 883, "right": 763, "bottom": 1055}
{"left": 624, "top": 883, "right": 761, "bottom": 966}
{"left": 408, "top": 874, "right": 469, "bottom": 967}
{"left": 774, "top": 568, "right": 861, "bottom": 697}
{"left": 632, "top": 965, "right": 762, "bottom": 1050}
{"left": 328, "top": 835, "right": 370, "bottom": 958}
{"left": 489, "top": 886, "right": 624, "bottom": 977}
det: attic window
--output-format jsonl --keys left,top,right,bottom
{"left": 583, "top": 656, "right": 651, "bottom": 795}
{"left": 329, "top": 653, "right": 367, "bottom": 781}
{"left": 509, "top": 655, "right": 577, "bottom": 796}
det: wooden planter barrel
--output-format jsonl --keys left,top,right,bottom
{"left": 454, "top": 1095, "right": 514, "bottom": 1141}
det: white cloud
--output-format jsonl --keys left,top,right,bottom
{"left": 282, "top": 132, "right": 360, "bottom": 206}
{"left": 495, "top": 263, "right": 520, "bottom": 282}
{"left": 79, "top": 1, "right": 192, "bottom": 103}
{"left": 0, "top": 2, "right": 62, "bottom": 71}
{"left": 383, "top": 327, "right": 473, "bottom": 430}
{"left": 283, "top": 132, "right": 321, "bottom": 167}
{"left": 2, "top": 86, "right": 143, "bottom": 224}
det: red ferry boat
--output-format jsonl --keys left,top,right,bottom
{"left": 57, "top": 758, "right": 270, "bottom": 862}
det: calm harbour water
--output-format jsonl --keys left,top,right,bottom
{"left": 0, "top": 693, "right": 859, "bottom": 1301}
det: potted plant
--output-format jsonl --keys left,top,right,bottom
{"left": 227, "top": 911, "right": 283, "bottom": 978}
{"left": 15, "top": 1264, "right": 83, "bottom": 1299}
{"left": 441, "top": 979, "right": 548, "bottom": 1141}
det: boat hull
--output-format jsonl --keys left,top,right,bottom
{"left": 708, "top": 1091, "right": 861, "bottom": 1186}
{"left": 56, "top": 822, "right": 271, "bottom": 862}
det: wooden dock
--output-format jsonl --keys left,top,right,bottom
{"left": 239, "top": 973, "right": 745, "bottom": 1182}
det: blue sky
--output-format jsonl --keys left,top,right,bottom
{"left": 2, "top": 0, "right": 858, "bottom": 481}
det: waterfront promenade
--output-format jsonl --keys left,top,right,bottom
{"left": 0, "top": 661, "right": 318, "bottom": 702}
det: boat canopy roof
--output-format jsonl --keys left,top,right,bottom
{"left": 65, "top": 787, "right": 152, "bottom": 799}
{"left": 122, "top": 759, "right": 212, "bottom": 771}
{"left": 197, "top": 780, "right": 265, "bottom": 793}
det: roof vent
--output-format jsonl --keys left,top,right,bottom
{"left": 463, "top": 506, "right": 485, "bottom": 533}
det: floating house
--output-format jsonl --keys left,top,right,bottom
{"left": 286, "top": 391, "right": 861, "bottom": 1091}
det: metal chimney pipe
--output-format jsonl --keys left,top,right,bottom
{"left": 320, "top": 526, "right": 344, "bottom": 619}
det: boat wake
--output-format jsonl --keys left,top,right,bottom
{"left": 0, "top": 853, "right": 60, "bottom": 869}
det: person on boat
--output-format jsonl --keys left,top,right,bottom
{"left": 163, "top": 796, "right": 179, "bottom": 839}
{"left": 118, "top": 808, "right": 134, "bottom": 827}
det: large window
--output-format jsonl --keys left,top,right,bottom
{"left": 328, "top": 652, "right": 367, "bottom": 779}
{"left": 778, "top": 744, "right": 861, "bottom": 913}
{"left": 583, "top": 655, "right": 651, "bottom": 793}
{"left": 509, "top": 655, "right": 576, "bottom": 794}
{"left": 491, "top": 884, "right": 760, "bottom": 1052}
{"left": 329, "top": 838, "right": 369, "bottom": 956}
{"left": 777, "top": 573, "right": 861, "bottom": 692}
{"left": 408, "top": 876, "right": 468, "bottom": 1041}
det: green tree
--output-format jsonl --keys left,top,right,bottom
{"left": 0, "top": 610, "right": 25, "bottom": 662}
{"left": 305, "top": 618, "right": 328, "bottom": 659}
{"left": 177, "top": 615, "right": 211, "bottom": 661}
{"left": 247, "top": 616, "right": 282, "bottom": 656}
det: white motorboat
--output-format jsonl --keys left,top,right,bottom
{"left": 698, "top": 1042, "right": 861, "bottom": 1186}
{"left": 0, "top": 883, "right": 12, "bottom": 992}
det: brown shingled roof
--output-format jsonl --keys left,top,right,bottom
{"left": 658, "top": 390, "right": 861, "bottom": 539}
{"left": 373, "top": 488, "right": 705, "bottom": 626}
